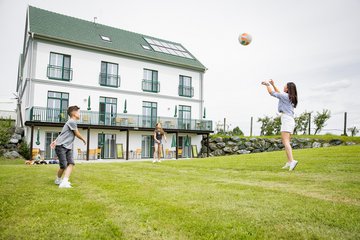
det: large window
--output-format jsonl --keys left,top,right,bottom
{"left": 178, "top": 75, "right": 194, "bottom": 97}
{"left": 178, "top": 105, "right": 191, "bottom": 129}
{"left": 142, "top": 101, "right": 157, "bottom": 128}
{"left": 100, "top": 61, "right": 120, "bottom": 87}
{"left": 142, "top": 69, "right": 160, "bottom": 93}
{"left": 46, "top": 91, "right": 69, "bottom": 122}
{"left": 99, "top": 97, "right": 117, "bottom": 125}
{"left": 47, "top": 52, "right": 72, "bottom": 81}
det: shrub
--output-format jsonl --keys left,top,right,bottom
{"left": 18, "top": 139, "right": 30, "bottom": 159}
{"left": 0, "top": 121, "right": 12, "bottom": 146}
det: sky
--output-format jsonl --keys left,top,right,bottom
{"left": 0, "top": 0, "right": 359, "bottom": 135}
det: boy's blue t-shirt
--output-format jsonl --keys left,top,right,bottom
{"left": 271, "top": 91, "right": 294, "bottom": 117}
{"left": 56, "top": 118, "right": 78, "bottom": 149}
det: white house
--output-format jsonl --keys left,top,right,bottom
{"left": 17, "top": 6, "right": 212, "bottom": 160}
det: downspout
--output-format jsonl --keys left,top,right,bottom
{"left": 27, "top": 32, "right": 34, "bottom": 110}
{"left": 199, "top": 72, "right": 204, "bottom": 119}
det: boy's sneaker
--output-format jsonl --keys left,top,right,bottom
{"left": 282, "top": 162, "right": 290, "bottom": 169}
{"left": 54, "top": 178, "right": 62, "bottom": 185}
{"left": 59, "top": 180, "right": 72, "bottom": 188}
{"left": 289, "top": 160, "right": 298, "bottom": 171}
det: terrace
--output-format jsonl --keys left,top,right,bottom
{"left": 27, "top": 106, "right": 213, "bottom": 132}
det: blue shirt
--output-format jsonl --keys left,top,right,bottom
{"left": 271, "top": 91, "right": 294, "bottom": 117}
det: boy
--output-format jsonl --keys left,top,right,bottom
{"left": 50, "top": 106, "right": 86, "bottom": 188}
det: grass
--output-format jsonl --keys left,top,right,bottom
{"left": 1, "top": 146, "right": 359, "bottom": 240}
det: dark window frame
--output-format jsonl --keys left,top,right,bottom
{"left": 47, "top": 52, "right": 72, "bottom": 81}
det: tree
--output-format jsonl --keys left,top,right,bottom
{"left": 273, "top": 116, "right": 281, "bottom": 135}
{"left": 258, "top": 116, "right": 280, "bottom": 136}
{"left": 294, "top": 111, "right": 311, "bottom": 135}
{"left": 232, "top": 126, "right": 244, "bottom": 136}
{"left": 313, "top": 109, "right": 331, "bottom": 135}
{"left": 347, "top": 126, "right": 359, "bottom": 137}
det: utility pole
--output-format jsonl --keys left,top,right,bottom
{"left": 308, "top": 112, "right": 311, "bottom": 135}
{"left": 343, "top": 112, "right": 347, "bottom": 136}
{"left": 250, "top": 116, "right": 253, "bottom": 137}
{"left": 223, "top": 118, "right": 226, "bottom": 133}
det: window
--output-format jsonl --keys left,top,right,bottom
{"left": 178, "top": 75, "right": 194, "bottom": 97}
{"left": 144, "top": 37, "right": 194, "bottom": 59}
{"left": 46, "top": 91, "right": 69, "bottom": 122}
{"left": 99, "top": 97, "right": 117, "bottom": 125}
{"left": 47, "top": 52, "right": 72, "bottom": 81}
{"left": 178, "top": 105, "right": 191, "bottom": 130}
{"left": 100, "top": 35, "right": 111, "bottom": 42}
{"left": 142, "top": 69, "right": 160, "bottom": 93}
{"left": 142, "top": 101, "right": 157, "bottom": 128}
{"left": 100, "top": 61, "right": 120, "bottom": 87}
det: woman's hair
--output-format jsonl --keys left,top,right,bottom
{"left": 155, "top": 123, "right": 165, "bottom": 135}
{"left": 287, "top": 82, "right": 298, "bottom": 108}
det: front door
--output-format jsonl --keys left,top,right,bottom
{"left": 98, "top": 133, "right": 116, "bottom": 159}
{"left": 45, "top": 132, "right": 59, "bottom": 159}
{"left": 142, "top": 101, "right": 157, "bottom": 128}
{"left": 99, "top": 97, "right": 117, "bottom": 125}
{"left": 141, "top": 135, "right": 154, "bottom": 158}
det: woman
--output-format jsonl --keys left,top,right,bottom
{"left": 262, "top": 79, "right": 298, "bottom": 171}
{"left": 153, "top": 122, "right": 167, "bottom": 163}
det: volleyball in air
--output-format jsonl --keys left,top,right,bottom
{"left": 238, "top": 33, "right": 252, "bottom": 46}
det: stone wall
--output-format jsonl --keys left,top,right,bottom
{"left": 199, "top": 136, "right": 357, "bottom": 158}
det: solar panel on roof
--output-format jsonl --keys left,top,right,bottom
{"left": 144, "top": 37, "right": 193, "bottom": 59}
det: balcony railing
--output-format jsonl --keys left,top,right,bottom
{"left": 178, "top": 85, "right": 194, "bottom": 97}
{"left": 99, "top": 73, "right": 120, "bottom": 88}
{"left": 28, "top": 107, "right": 212, "bottom": 131}
{"left": 47, "top": 65, "right": 73, "bottom": 81}
{"left": 142, "top": 80, "right": 160, "bottom": 93}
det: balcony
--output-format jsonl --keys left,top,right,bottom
{"left": 47, "top": 65, "right": 73, "bottom": 81}
{"left": 27, "top": 107, "right": 213, "bottom": 132}
{"left": 142, "top": 80, "right": 160, "bottom": 93}
{"left": 99, "top": 73, "right": 120, "bottom": 88}
{"left": 178, "top": 85, "right": 194, "bottom": 97}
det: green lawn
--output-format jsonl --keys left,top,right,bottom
{"left": 1, "top": 146, "right": 359, "bottom": 240}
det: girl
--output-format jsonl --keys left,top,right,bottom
{"left": 262, "top": 79, "right": 298, "bottom": 171}
{"left": 153, "top": 122, "right": 167, "bottom": 163}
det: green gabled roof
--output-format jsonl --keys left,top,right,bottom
{"left": 28, "top": 6, "right": 206, "bottom": 72}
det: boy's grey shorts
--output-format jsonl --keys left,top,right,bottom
{"left": 55, "top": 145, "right": 75, "bottom": 169}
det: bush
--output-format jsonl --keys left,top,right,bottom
{"left": 232, "top": 126, "right": 244, "bottom": 136}
{"left": 0, "top": 121, "right": 12, "bottom": 146}
{"left": 18, "top": 139, "right": 30, "bottom": 159}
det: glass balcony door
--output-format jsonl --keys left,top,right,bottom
{"left": 47, "top": 91, "right": 69, "bottom": 122}
{"left": 48, "top": 52, "right": 71, "bottom": 80}
{"left": 99, "top": 97, "right": 117, "bottom": 125}
{"left": 141, "top": 135, "right": 154, "bottom": 158}
{"left": 142, "top": 101, "right": 157, "bottom": 128}
{"left": 178, "top": 105, "right": 191, "bottom": 129}
{"left": 45, "top": 132, "right": 59, "bottom": 159}
{"left": 98, "top": 133, "right": 116, "bottom": 159}
{"left": 100, "top": 61, "right": 119, "bottom": 87}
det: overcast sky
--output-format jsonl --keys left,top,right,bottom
{"left": 1, "top": 0, "right": 359, "bottom": 135}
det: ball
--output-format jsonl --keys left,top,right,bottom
{"left": 239, "top": 33, "right": 252, "bottom": 46}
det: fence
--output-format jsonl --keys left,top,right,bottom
{"left": 214, "top": 111, "right": 360, "bottom": 136}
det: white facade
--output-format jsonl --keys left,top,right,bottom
{"left": 18, "top": 7, "right": 211, "bottom": 160}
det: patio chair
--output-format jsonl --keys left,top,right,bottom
{"left": 135, "top": 148, "right": 142, "bottom": 159}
